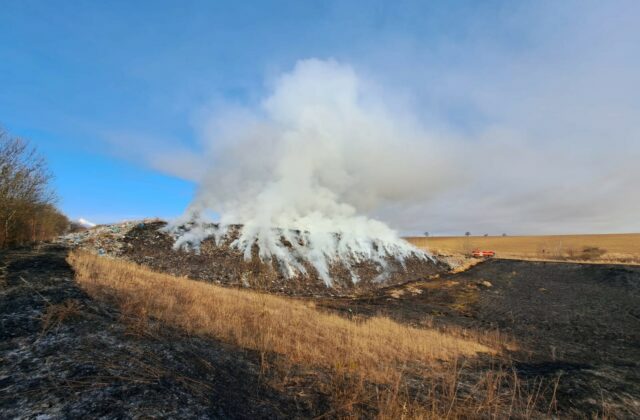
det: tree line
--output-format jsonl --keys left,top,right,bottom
{"left": 0, "top": 128, "right": 70, "bottom": 248}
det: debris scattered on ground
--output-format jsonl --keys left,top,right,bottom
{"left": 434, "top": 252, "right": 481, "bottom": 272}
{"left": 58, "top": 219, "right": 161, "bottom": 256}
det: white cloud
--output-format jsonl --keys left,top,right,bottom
{"left": 105, "top": 1, "right": 640, "bottom": 235}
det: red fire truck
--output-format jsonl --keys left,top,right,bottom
{"left": 472, "top": 249, "right": 496, "bottom": 258}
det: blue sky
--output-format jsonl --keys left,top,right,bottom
{"left": 1, "top": 1, "right": 639, "bottom": 234}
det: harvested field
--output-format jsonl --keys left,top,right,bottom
{"left": 406, "top": 233, "right": 640, "bottom": 263}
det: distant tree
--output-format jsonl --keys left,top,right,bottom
{"left": 484, "top": 233, "right": 488, "bottom": 237}
{"left": 0, "top": 128, "right": 69, "bottom": 248}
{"left": 502, "top": 233, "right": 507, "bottom": 237}
{"left": 465, "top": 232, "right": 471, "bottom": 237}
{"left": 424, "top": 232, "right": 429, "bottom": 237}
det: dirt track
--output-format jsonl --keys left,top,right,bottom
{"left": 320, "top": 258, "right": 640, "bottom": 416}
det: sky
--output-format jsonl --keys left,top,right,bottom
{"left": 1, "top": 0, "right": 639, "bottom": 235}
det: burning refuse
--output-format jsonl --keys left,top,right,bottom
{"left": 61, "top": 220, "right": 446, "bottom": 295}
{"left": 165, "top": 220, "right": 432, "bottom": 287}
{"left": 168, "top": 59, "right": 449, "bottom": 286}
{"left": 61, "top": 59, "right": 449, "bottom": 292}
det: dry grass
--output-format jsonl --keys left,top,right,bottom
{"left": 69, "top": 251, "right": 491, "bottom": 383}
{"left": 68, "top": 251, "right": 553, "bottom": 417}
{"left": 406, "top": 233, "right": 640, "bottom": 264}
{"left": 41, "top": 299, "right": 82, "bottom": 334}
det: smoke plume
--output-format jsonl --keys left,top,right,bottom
{"left": 168, "top": 59, "right": 450, "bottom": 284}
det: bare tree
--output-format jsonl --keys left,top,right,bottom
{"left": 0, "top": 129, "right": 68, "bottom": 248}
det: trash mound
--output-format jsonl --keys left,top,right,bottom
{"left": 58, "top": 219, "right": 160, "bottom": 255}
{"left": 61, "top": 220, "right": 448, "bottom": 296}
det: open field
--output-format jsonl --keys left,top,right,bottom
{"left": 1, "top": 245, "right": 557, "bottom": 419}
{"left": 68, "top": 251, "right": 545, "bottom": 418}
{"left": 406, "top": 233, "right": 640, "bottom": 263}
{"left": 3, "top": 243, "right": 639, "bottom": 417}
{"left": 68, "top": 251, "right": 492, "bottom": 383}
{"left": 319, "top": 258, "right": 640, "bottom": 417}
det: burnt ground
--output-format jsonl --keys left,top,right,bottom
{"left": 0, "top": 245, "right": 334, "bottom": 419}
{"left": 2, "top": 245, "right": 639, "bottom": 418}
{"left": 319, "top": 259, "right": 640, "bottom": 417}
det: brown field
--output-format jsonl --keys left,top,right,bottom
{"left": 67, "top": 250, "right": 552, "bottom": 418}
{"left": 68, "top": 251, "right": 491, "bottom": 380}
{"left": 405, "top": 233, "right": 640, "bottom": 263}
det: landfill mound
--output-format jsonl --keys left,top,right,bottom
{"left": 59, "top": 219, "right": 157, "bottom": 255}
{"left": 61, "top": 220, "right": 447, "bottom": 296}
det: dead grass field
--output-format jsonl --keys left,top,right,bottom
{"left": 68, "top": 251, "right": 554, "bottom": 418}
{"left": 406, "top": 233, "right": 640, "bottom": 263}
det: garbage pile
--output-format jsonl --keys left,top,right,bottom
{"left": 58, "top": 219, "right": 161, "bottom": 257}
{"left": 60, "top": 219, "right": 448, "bottom": 296}
{"left": 124, "top": 222, "right": 448, "bottom": 296}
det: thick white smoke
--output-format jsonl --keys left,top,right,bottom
{"left": 168, "top": 59, "right": 450, "bottom": 285}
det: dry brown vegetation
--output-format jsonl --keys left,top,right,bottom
{"left": 407, "top": 233, "right": 640, "bottom": 264}
{"left": 69, "top": 251, "right": 491, "bottom": 381}
{"left": 40, "top": 299, "right": 83, "bottom": 335}
{"left": 0, "top": 129, "right": 69, "bottom": 248}
{"left": 68, "top": 251, "right": 555, "bottom": 417}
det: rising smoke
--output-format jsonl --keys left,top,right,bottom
{"left": 167, "top": 59, "right": 452, "bottom": 285}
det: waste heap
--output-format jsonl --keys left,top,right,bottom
{"left": 60, "top": 220, "right": 447, "bottom": 296}
{"left": 120, "top": 221, "right": 448, "bottom": 296}
{"left": 58, "top": 219, "right": 160, "bottom": 257}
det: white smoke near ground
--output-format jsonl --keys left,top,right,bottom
{"left": 167, "top": 59, "right": 453, "bottom": 285}
{"left": 77, "top": 218, "right": 96, "bottom": 228}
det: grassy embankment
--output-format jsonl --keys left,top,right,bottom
{"left": 68, "top": 251, "right": 555, "bottom": 418}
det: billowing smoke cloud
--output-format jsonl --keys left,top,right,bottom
{"left": 102, "top": 1, "right": 640, "bottom": 236}
{"left": 168, "top": 59, "right": 452, "bottom": 284}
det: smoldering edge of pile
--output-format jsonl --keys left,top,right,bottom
{"left": 118, "top": 221, "right": 447, "bottom": 296}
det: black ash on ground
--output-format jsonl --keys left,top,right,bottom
{"left": 318, "top": 259, "right": 640, "bottom": 417}
{"left": 0, "top": 245, "right": 334, "bottom": 419}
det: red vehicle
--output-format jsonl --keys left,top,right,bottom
{"left": 472, "top": 249, "right": 496, "bottom": 258}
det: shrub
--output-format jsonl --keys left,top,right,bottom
{"left": 580, "top": 246, "right": 606, "bottom": 260}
